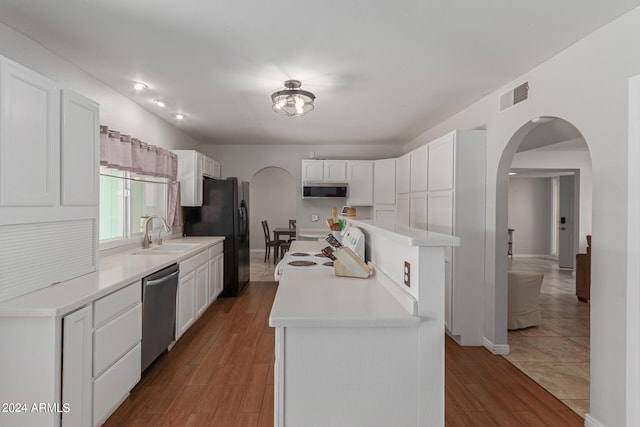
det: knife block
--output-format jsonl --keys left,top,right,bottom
{"left": 333, "top": 247, "right": 373, "bottom": 279}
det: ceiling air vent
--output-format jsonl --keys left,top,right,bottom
{"left": 500, "top": 82, "right": 529, "bottom": 111}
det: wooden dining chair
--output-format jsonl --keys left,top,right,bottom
{"left": 262, "top": 220, "right": 285, "bottom": 262}
{"left": 288, "top": 219, "right": 297, "bottom": 242}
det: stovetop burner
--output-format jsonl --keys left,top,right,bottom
{"left": 288, "top": 260, "right": 318, "bottom": 267}
{"left": 290, "top": 252, "right": 310, "bottom": 257}
{"left": 314, "top": 253, "right": 327, "bottom": 258}
{"left": 323, "top": 261, "right": 334, "bottom": 267}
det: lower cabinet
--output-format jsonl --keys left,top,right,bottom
{"left": 195, "top": 263, "right": 209, "bottom": 318}
{"left": 177, "top": 269, "right": 196, "bottom": 339}
{"left": 92, "top": 281, "right": 142, "bottom": 426}
{"left": 208, "top": 243, "right": 224, "bottom": 304}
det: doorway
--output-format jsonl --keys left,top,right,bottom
{"left": 500, "top": 117, "right": 592, "bottom": 417}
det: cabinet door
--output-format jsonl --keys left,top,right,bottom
{"left": 208, "top": 257, "right": 217, "bottom": 305}
{"left": 212, "top": 160, "right": 221, "bottom": 179}
{"left": 0, "top": 61, "right": 60, "bottom": 207}
{"left": 374, "top": 207, "right": 396, "bottom": 225}
{"left": 215, "top": 254, "right": 224, "bottom": 297}
{"left": 395, "top": 154, "right": 410, "bottom": 194}
{"left": 346, "top": 161, "right": 374, "bottom": 206}
{"left": 302, "top": 160, "right": 323, "bottom": 182}
{"left": 427, "top": 191, "right": 454, "bottom": 235}
{"left": 428, "top": 133, "right": 455, "bottom": 191}
{"left": 176, "top": 271, "right": 196, "bottom": 339}
{"left": 409, "top": 192, "right": 427, "bottom": 230}
{"left": 62, "top": 305, "right": 93, "bottom": 427}
{"left": 61, "top": 89, "right": 99, "bottom": 206}
{"left": 202, "top": 155, "right": 214, "bottom": 178}
{"left": 195, "top": 262, "right": 209, "bottom": 318}
{"left": 410, "top": 145, "right": 428, "bottom": 192}
{"left": 395, "top": 193, "right": 410, "bottom": 227}
{"left": 374, "top": 159, "right": 396, "bottom": 204}
{"left": 323, "top": 160, "right": 347, "bottom": 182}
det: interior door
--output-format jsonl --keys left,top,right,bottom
{"left": 558, "top": 175, "right": 575, "bottom": 269}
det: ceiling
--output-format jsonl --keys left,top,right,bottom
{"left": 1, "top": 1, "right": 639, "bottom": 146}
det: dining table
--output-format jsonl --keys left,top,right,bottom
{"left": 272, "top": 227, "right": 297, "bottom": 263}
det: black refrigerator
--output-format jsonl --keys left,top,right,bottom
{"left": 182, "top": 177, "right": 250, "bottom": 297}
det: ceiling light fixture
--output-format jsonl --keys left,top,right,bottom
{"left": 271, "top": 80, "right": 315, "bottom": 117}
{"left": 133, "top": 82, "right": 148, "bottom": 91}
{"left": 509, "top": 172, "right": 518, "bottom": 176}
{"left": 175, "top": 113, "right": 185, "bottom": 120}
{"left": 153, "top": 99, "right": 166, "bottom": 108}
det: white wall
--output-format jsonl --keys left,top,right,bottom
{"left": 511, "top": 144, "right": 593, "bottom": 252}
{"left": 250, "top": 167, "right": 297, "bottom": 251}
{"left": 508, "top": 177, "right": 552, "bottom": 256}
{"left": 201, "top": 144, "right": 403, "bottom": 229}
{"left": 0, "top": 22, "right": 202, "bottom": 151}
{"left": 403, "top": 7, "right": 640, "bottom": 425}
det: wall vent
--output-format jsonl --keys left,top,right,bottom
{"left": 500, "top": 82, "right": 529, "bottom": 111}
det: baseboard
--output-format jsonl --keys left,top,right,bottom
{"left": 482, "top": 337, "right": 510, "bottom": 355}
{"left": 584, "top": 413, "right": 605, "bottom": 427}
{"left": 512, "top": 254, "right": 557, "bottom": 260}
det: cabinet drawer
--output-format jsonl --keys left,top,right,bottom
{"left": 94, "top": 303, "right": 142, "bottom": 377}
{"left": 208, "top": 243, "right": 223, "bottom": 258}
{"left": 93, "top": 343, "right": 141, "bottom": 427}
{"left": 94, "top": 282, "right": 141, "bottom": 328}
{"left": 180, "top": 250, "right": 209, "bottom": 274}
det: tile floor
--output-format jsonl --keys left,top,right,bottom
{"left": 505, "top": 257, "right": 590, "bottom": 418}
{"left": 249, "top": 250, "right": 591, "bottom": 418}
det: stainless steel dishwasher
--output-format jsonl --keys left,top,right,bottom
{"left": 141, "top": 263, "right": 179, "bottom": 372}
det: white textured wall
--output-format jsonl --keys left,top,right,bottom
{"left": 508, "top": 178, "right": 552, "bottom": 256}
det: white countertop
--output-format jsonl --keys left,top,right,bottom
{"left": 0, "top": 236, "right": 224, "bottom": 318}
{"left": 349, "top": 219, "right": 461, "bottom": 247}
{"left": 296, "top": 227, "right": 329, "bottom": 239}
{"left": 269, "top": 269, "right": 419, "bottom": 328}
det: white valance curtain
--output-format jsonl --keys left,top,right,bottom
{"left": 99, "top": 125, "right": 178, "bottom": 180}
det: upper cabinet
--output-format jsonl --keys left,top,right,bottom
{"left": 173, "top": 150, "right": 221, "bottom": 207}
{"left": 346, "top": 160, "right": 374, "bottom": 206}
{"left": 0, "top": 60, "right": 60, "bottom": 207}
{"left": 301, "top": 160, "right": 324, "bottom": 182}
{"left": 410, "top": 145, "right": 428, "bottom": 192}
{"left": 61, "top": 90, "right": 100, "bottom": 206}
{"left": 373, "top": 159, "right": 396, "bottom": 205}
{"left": 396, "top": 153, "right": 411, "bottom": 194}
{"left": 428, "top": 133, "right": 455, "bottom": 191}
{"left": 323, "top": 160, "right": 347, "bottom": 182}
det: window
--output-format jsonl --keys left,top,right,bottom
{"left": 99, "top": 166, "right": 169, "bottom": 247}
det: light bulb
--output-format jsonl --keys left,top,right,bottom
{"left": 175, "top": 113, "right": 185, "bottom": 120}
{"left": 153, "top": 99, "right": 166, "bottom": 108}
{"left": 133, "top": 82, "right": 148, "bottom": 91}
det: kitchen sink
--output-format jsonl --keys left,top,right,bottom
{"left": 132, "top": 243, "right": 202, "bottom": 255}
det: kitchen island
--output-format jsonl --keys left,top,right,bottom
{"left": 269, "top": 221, "right": 459, "bottom": 426}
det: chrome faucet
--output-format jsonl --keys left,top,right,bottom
{"left": 142, "top": 216, "right": 171, "bottom": 249}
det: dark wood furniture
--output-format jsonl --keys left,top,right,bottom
{"left": 272, "top": 227, "right": 296, "bottom": 263}
{"left": 262, "top": 220, "right": 286, "bottom": 262}
{"left": 576, "top": 235, "right": 591, "bottom": 302}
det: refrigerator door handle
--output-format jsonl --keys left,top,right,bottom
{"left": 239, "top": 201, "right": 248, "bottom": 239}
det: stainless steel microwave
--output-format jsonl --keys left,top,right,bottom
{"left": 302, "top": 182, "right": 348, "bottom": 198}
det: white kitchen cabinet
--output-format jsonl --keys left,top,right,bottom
{"left": 173, "top": 150, "right": 204, "bottom": 206}
{"left": 428, "top": 132, "right": 455, "bottom": 191}
{"left": 395, "top": 153, "right": 411, "bottom": 194}
{"left": 374, "top": 207, "right": 396, "bottom": 224}
{"left": 61, "top": 89, "right": 99, "bottom": 206}
{"left": 208, "top": 243, "right": 224, "bottom": 304}
{"left": 176, "top": 249, "right": 209, "bottom": 339}
{"left": 346, "top": 160, "right": 374, "bottom": 206}
{"left": 410, "top": 145, "right": 428, "bottom": 192}
{"left": 428, "top": 130, "right": 486, "bottom": 345}
{"left": 93, "top": 281, "right": 141, "bottom": 426}
{"left": 301, "top": 160, "right": 324, "bottom": 182}
{"left": 409, "top": 191, "right": 428, "bottom": 230}
{"left": 62, "top": 305, "right": 93, "bottom": 427}
{"left": 0, "top": 59, "right": 59, "bottom": 207}
{"left": 195, "top": 262, "right": 209, "bottom": 318}
{"left": 374, "top": 158, "right": 396, "bottom": 205}
{"left": 395, "top": 193, "right": 410, "bottom": 227}
{"left": 324, "top": 160, "right": 347, "bottom": 182}
{"left": 0, "top": 56, "right": 98, "bottom": 305}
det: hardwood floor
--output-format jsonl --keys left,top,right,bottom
{"left": 104, "top": 279, "right": 582, "bottom": 426}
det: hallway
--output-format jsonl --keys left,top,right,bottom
{"left": 506, "top": 257, "right": 590, "bottom": 417}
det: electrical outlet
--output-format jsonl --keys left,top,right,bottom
{"left": 309, "top": 151, "right": 315, "bottom": 159}
{"left": 404, "top": 261, "right": 411, "bottom": 287}
{"left": 311, "top": 213, "right": 319, "bottom": 222}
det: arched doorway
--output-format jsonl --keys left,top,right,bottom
{"left": 497, "top": 116, "right": 592, "bottom": 417}
{"left": 249, "top": 167, "right": 297, "bottom": 254}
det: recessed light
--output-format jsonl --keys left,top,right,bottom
{"left": 531, "top": 116, "right": 553, "bottom": 124}
{"left": 153, "top": 99, "right": 166, "bottom": 108}
{"left": 175, "top": 113, "right": 185, "bottom": 120}
{"left": 133, "top": 82, "right": 148, "bottom": 91}
{"left": 509, "top": 172, "right": 518, "bottom": 176}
